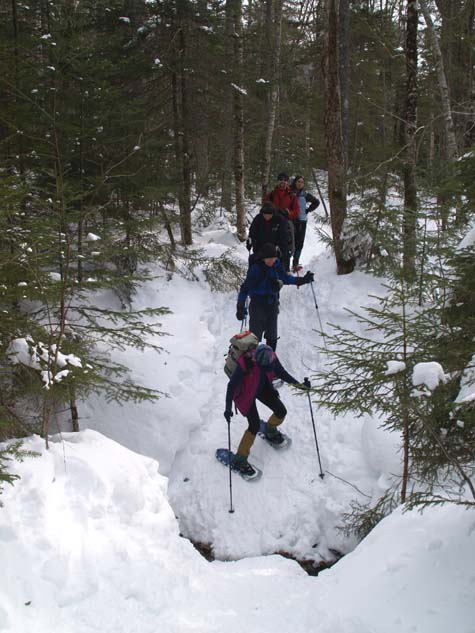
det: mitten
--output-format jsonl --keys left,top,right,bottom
{"left": 236, "top": 303, "right": 247, "bottom": 321}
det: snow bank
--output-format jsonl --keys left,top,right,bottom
{"left": 1, "top": 431, "right": 474, "bottom": 633}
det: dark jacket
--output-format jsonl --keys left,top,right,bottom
{"left": 248, "top": 210, "right": 288, "bottom": 257}
{"left": 237, "top": 258, "right": 299, "bottom": 306}
{"left": 304, "top": 191, "right": 320, "bottom": 213}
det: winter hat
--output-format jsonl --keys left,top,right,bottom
{"left": 260, "top": 202, "right": 275, "bottom": 215}
{"left": 255, "top": 344, "right": 274, "bottom": 368}
{"left": 277, "top": 171, "right": 289, "bottom": 181}
{"left": 259, "top": 242, "right": 277, "bottom": 259}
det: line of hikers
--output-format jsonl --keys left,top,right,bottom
{"left": 224, "top": 171, "right": 321, "bottom": 477}
{"left": 247, "top": 172, "right": 320, "bottom": 272}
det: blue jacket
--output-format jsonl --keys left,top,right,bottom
{"left": 296, "top": 189, "right": 320, "bottom": 222}
{"left": 237, "top": 259, "right": 298, "bottom": 306}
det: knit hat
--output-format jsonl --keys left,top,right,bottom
{"left": 255, "top": 344, "right": 274, "bottom": 368}
{"left": 277, "top": 171, "right": 289, "bottom": 181}
{"left": 259, "top": 242, "right": 277, "bottom": 259}
{"left": 260, "top": 202, "right": 275, "bottom": 215}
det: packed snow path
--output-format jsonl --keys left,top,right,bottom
{"left": 82, "top": 212, "right": 397, "bottom": 564}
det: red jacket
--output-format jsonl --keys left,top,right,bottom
{"left": 264, "top": 187, "right": 300, "bottom": 221}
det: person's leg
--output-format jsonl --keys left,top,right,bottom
{"left": 263, "top": 302, "right": 279, "bottom": 351}
{"left": 249, "top": 299, "right": 267, "bottom": 342}
{"left": 235, "top": 402, "right": 259, "bottom": 457}
{"left": 293, "top": 221, "right": 305, "bottom": 269}
{"left": 257, "top": 384, "right": 287, "bottom": 426}
{"left": 233, "top": 402, "right": 260, "bottom": 472}
{"left": 257, "top": 385, "right": 288, "bottom": 444}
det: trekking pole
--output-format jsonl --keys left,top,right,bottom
{"left": 310, "top": 281, "right": 328, "bottom": 353}
{"left": 304, "top": 377, "right": 324, "bottom": 479}
{"left": 226, "top": 418, "right": 235, "bottom": 513}
{"left": 240, "top": 297, "right": 249, "bottom": 332}
{"left": 311, "top": 169, "right": 329, "bottom": 220}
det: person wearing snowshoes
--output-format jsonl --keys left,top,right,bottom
{"left": 224, "top": 343, "right": 302, "bottom": 477}
{"left": 246, "top": 202, "right": 289, "bottom": 269}
{"left": 236, "top": 242, "right": 314, "bottom": 351}
{"left": 289, "top": 175, "right": 320, "bottom": 273}
{"left": 262, "top": 172, "right": 301, "bottom": 270}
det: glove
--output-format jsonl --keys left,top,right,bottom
{"left": 271, "top": 279, "right": 283, "bottom": 292}
{"left": 295, "top": 271, "right": 314, "bottom": 286}
{"left": 246, "top": 237, "right": 252, "bottom": 252}
{"left": 294, "top": 378, "right": 311, "bottom": 391}
{"left": 224, "top": 410, "right": 233, "bottom": 423}
{"left": 236, "top": 303, "right": 247, "bottom": 321}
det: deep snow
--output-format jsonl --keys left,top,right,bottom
{"left": 1, "top": 206, "right": 474, "bottom": 633}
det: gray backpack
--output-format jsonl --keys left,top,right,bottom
{"left": 224, "top": 331, "right": 259, "bottom": 378}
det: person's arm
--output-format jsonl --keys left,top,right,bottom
{"left": 237, "top": 264, "right": 261, "bottom": 304}
{"left": 276, "top": 261, "right": 298, "bottom": 286}
{"left": 273, "top": 357, "right": 299, "bottom": 385}
{"left": 277, "top": 219, "right": 289, "bottom": 257}
{"left": 305, "top": 192, "right": 320, "bottom": 213}
{"left": 276, "top": 263, "right": 314, "bottom": 287}
{"left": 262, "top": 191, "right": 272, "bottom": 204}
{"left": 287, "top": 193, "right": 301, "bottom": 221}
{"left": 226, "top": 365, "right": 244, "bottom": 412}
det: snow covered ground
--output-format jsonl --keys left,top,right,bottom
{"left": 1, "top": 207, "right": 475, "bottom": 632}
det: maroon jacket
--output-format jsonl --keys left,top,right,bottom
{"left": 264, "top": 187, "right": 300, "bottom": 221}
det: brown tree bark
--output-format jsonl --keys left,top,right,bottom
{"left": 176, "top": 0, "right": 192, "bottom": 245}
{"left": 231, "top": 0, "right": 246, "bottom": 242}
{"left": 323, "top": 0, "right": 354, "bottom": 275}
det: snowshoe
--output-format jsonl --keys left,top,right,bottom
{"left": 258, "top": 420, "right": 292, "bottom": 450}
{"left": 215, "top": 449, "right": 262, "bottom": 481}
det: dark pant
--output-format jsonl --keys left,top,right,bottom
{"left": 249, "top": 297, "right": 278, "bottom": 350}
{"left": 246, "top": 383, "right": 287, "bottom": 435}
{"left": 293, "top": 220, "right": 307, "bottom": 265}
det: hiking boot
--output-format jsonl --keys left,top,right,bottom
{"left": 231, "top": 455, "right": 257, "bottom": 477}
{"left": 264, "top": 426, "right": 285, "bottom": 446}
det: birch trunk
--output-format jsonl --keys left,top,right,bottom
{"left": 261, "top": 0, "right": 283, "bottom": 195}
{"left": 419, "top": 0, "right": 458, "bottom": 160}
{"left": 232, "top": 0, "right": 246, "bottom": 241}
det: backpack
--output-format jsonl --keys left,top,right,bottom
{"left": 224, "top": 330, "right": 259, "bottom": 378}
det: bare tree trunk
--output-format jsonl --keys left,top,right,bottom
{"left": 464, "top": 1, "right": 475, "bottom": 147}
{"left": 402, "top": 0, "right": 418, "bottom": 281}
{"left": 339, "top": 0, "right": 350, "bottom": 169}
{"left": 231, "top": 0, "right": 246, "bottom": 241}
{"left": 11, "top": 0, "right": 26, "bottom": 184}
{"left": 261, "top": 0, "right": 283, "bottom": 195}
{"left": 176, "top": 1, "right": 192, "bottom": 245}
{"left": 419, "top": 0, "right": 458, "bottom": 160}
{"left": 220, "top": 1, "right": 235, "bottom": 215}
{"left": 70, "top": 390, "right": 79, "bottom": 432}
{"left": 323, "top": 0, "right": 354, "bottom": 275}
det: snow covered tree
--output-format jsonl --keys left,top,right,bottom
{"left": 309, "top": 238, "right": 475, "bottom": 531}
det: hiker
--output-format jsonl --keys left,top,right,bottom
{"left": 224, "top": 343, "right": 302, "bottom": 477}
{"left": 236, "top": 242, "right": 314, "bottom": 351}
{"left": 263, "top": 172, "right": 301, "bottom": 270}
{"left": 290, "top": 175, "right": 320, "bottom": 272}
{"left": 246, "top": 202, "right": 288, "bottom": 267}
